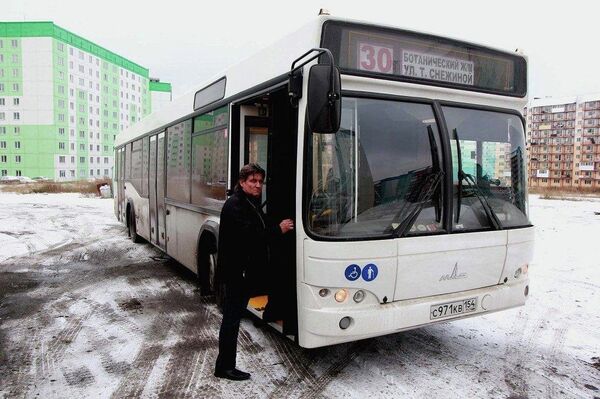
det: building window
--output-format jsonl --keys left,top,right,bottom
{"left": 59, "top": 156, "right": 65, "bottom": 163}
{"left": 58, "top": 142, "right": 65, "bottom": 150}
{"left": 13, "top": 98, "right": 19, "bottom": 106}
{"left": 90, "top": 169, "right": 94, "bottom": 176}
{"left": 59, "top": 170, "right": 66, "bottom": 177}
{"left": 15, "top": 155, "right": 21, "bottom": 163}
{"left": 0, "top": 141, "right": 5, "bottom": 148}
{"left": 79, "top": 157, "right": 85, "bottom": 163}
{"left": 0, "top": 112, "right": 4, "bottom": 120}
{"left": 0, "top": 155, "right": 6, "bottom": 162}
{"left": 15, "top": 170, "right": 21, "bottom": 176}
{"left": 59, "top": 128, "right": 65, "bottom": 135}
{"left": 104, "top": 157, "right": 108, "bottom": 164}
{"left": 0, "top": 127, "right": 5, "bottom": 134}
{"left": 11, "top": 39, "right": 18, "bottom": 48}
{"left": 90, "top": 157, "right": 94, "bottom": 163}
{"left": 1, "top": 170, "right": 6, "bottom": 176}
{"left": 104, "top": 169, "right": 109, "bottom": 176}
{"left": 12, "top": 84, "right": 19, "bottom": 92}
{"left": 0, "top": 98, "right": 4, "bottom": 105}
{"left": 14, "top": 141, "right": 20, "bottom": 149}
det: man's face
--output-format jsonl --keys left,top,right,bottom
{"left": 240, "top": 173, "right": 264, "bottom": 198}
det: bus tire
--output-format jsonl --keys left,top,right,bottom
{"left": 127, "top": 206, "right": 142, "bottom": 243}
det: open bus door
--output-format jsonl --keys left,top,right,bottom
{"left": 232, "top": 86, "right": 298, "bottom": 336}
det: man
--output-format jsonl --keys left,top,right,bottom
{"left": 214, "top": 163, "right": 294, "bottom": 381}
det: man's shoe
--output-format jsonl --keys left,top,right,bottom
{"left": 214, "top": 368, "right": 251, "bottom": 381}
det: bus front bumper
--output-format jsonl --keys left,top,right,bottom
{"left": 297, "top": 279, "right": 529, "bottom": 348}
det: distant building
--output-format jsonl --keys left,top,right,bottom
{"left": 525, "top": 94, "right": 600, "bottom": 189}
{"left": 0, "top": 22, "right": 171, "bottom": 180}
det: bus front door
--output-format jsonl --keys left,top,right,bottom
{"left": 156, "top": 132, "right": 166, "bottom": 250}
{"left": 236, "top": 87, "right": 297, "bottom": 334}
{"left": 149, "top": 135, "right": 157, "bottom": 245}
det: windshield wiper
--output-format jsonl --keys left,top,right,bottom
{"left": 459, "top": 170, "right": 502, "bottom": 229}
{"left": 453, "top": 129, "right": 501, "bottom": 230}
{"left": 453, "top": 128, "right": 464, "bottom": 224}
{"left": 387, "top": 169, "right": 443, "bottom": 238}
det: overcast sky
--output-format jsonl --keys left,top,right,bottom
{"left": 5, "top": 0, "right": 600, "bottom": 100}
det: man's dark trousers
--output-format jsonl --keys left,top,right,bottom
{"left": 215, "top": 285, "right": 250, "bottom": 371}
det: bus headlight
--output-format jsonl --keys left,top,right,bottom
{"left": 353, "top": 290, "right": 365, "bottom": 303}
{"left": 334, "top": 289, "right": 348, "bottom": 303}
{"left": 319, "top": 288, "right": 330, "bottom": 297}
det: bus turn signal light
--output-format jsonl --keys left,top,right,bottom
{"left": 319, "top": 288, "right": 330, "bottom": 297}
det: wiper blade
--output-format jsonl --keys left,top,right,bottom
{"left": 388, "top": 169, "right": 443, "bottom": 238}
{"left": 460, "top": 171, "right": 502, "bottom": 229}
{"left": 453, "top": 128, "right": 463, "bottom": 223}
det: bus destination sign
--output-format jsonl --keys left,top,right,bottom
{"left": 358, "top": 42, "right": 475, "bottom": 85}
{"left": 401, "top": 50, "right": 474, "bottom": 86}
{"left": 323, "top": 21, "right": 527, "bottom": 97}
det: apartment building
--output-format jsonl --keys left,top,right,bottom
{"left": 0, "top": 22, "right": 171, "bottom": 180}
{"left": 525, "top": 94, "right": 600, "bottom": 190}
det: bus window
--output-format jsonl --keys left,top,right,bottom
{"left": 166, "top": 119, "right": 192, "bottom": 203}
{"left": 308, "top": 97, "right": 444, "bottom": 239}
{"left": 191, "top": 106, "right": 229, "bottom": 211}
{"left": 444, "top": 106, "right": 529, "bottom": 230}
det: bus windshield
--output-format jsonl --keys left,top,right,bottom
{"left": 308, "top": 97, "right": 444, "bottom": 239}
{"left": 444, "top": 106, "right": 529, "bottom": 231}
{"left": 307, "top": 98, "right": 529, "bottom": 239}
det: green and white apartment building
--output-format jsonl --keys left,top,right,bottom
{"left": 0, "top": 22, "right": 171, "bottom": 180}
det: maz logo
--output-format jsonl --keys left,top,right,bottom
{"left": 439, "top": 262, "right": 467, "bottom": 281}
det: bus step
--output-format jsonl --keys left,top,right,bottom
{"left": 247, "top": 295, "right": 283, "bottom": 333}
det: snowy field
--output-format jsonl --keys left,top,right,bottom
{"left": 0, "top": 192, "right": 598, "bottom": 398}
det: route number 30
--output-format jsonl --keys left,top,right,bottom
{"left": 358, "top": 43, "right": 394, "bottom": 74}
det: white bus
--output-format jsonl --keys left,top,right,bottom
{"left": 114, "top": 14, "right": 533, "bottom": 348}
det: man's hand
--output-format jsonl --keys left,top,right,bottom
{"left": 279, "top": 219, "right": 294, "bottom": 234}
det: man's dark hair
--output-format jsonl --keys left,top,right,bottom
{"left": 236, "top": 163, "right": 265, "bottom": 189}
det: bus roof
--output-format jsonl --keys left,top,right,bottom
{"left": 116, "top": 15, "right": 526, "bottom": 147}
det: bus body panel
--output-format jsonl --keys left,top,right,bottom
{"left": 395, "top": 231, "right": 507, "bottom": 300}
{"left": 501, "top": 227, "right": 535, "bottom": 283}
{"left": 303, "top": 239, "right": 397, "bottom": 303}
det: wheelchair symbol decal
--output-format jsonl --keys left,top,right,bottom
{"left": 344, "top": 263, "right": 378, "bottom": 282}
{"left": 344, "top": 264, "right": 361, "bottom": 281}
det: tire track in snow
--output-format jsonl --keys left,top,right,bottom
{"left": 110, "top": 313, "right": 173, "bottom": 398}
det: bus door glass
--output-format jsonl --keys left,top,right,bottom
{"left": 149, "top": 135, "right": 158, "bottom": 245}
{"left": 156, "top": 132, "right": 166, "bottom": 249}
{"left": 244, "top": 117, "right": 269, "bottom": 204}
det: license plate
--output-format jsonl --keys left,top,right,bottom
{"left": 430, "top": 297, "right": 477, "bottom": 320}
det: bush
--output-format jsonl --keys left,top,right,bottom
{"left": 0, "top": 179, "right": 112, "bottom": 195}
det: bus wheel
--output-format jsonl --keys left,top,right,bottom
{"left": 128, "top": 208, "right": 142, "bottom": 243}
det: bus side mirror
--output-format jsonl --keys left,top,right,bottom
{"left": 307, "top": 64, "right": 341, "bottom": 134}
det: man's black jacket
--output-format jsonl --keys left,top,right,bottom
{"left": 216, "top": 187, "right": 281, "bottom": 290}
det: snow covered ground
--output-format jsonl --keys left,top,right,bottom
{"left": 0, "top": 193, "right": 598, "bottom": 398}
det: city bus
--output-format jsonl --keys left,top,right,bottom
{"left": 114, "top": 13, "right": 533, "bottom": 348}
